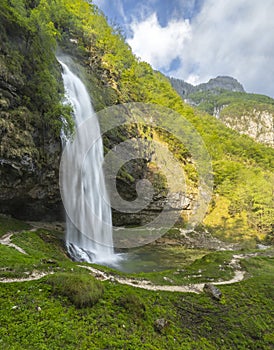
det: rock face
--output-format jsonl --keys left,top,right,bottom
{"left": 0, "top": 117, "right": 63, "bottom": 221}
{"left": 219, "top": 109, "right": 274, "bottom": 147}
{"left": 196, "top": 76, "right": 245, "bottom": 93}
{"left": 0, "top": 58, "right": 63, "bottom": 221}
{"left": 111, "top": 154, "right": 194, "bottom": 226}
{"left": 169, "top": 79, "right": 195, "bottom": 98}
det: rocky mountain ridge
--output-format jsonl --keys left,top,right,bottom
{"left": 169, "top": 76, "right": 245, "bottom": 98}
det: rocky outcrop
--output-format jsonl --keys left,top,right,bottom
{"left": 154, "top": 318, "right": 169, "bottom": 333}
{"left": 203, "top": 283, "right": 222, "bottom": 300}
{"left": 219, "top": 109, "right": 274, "bottom": 147}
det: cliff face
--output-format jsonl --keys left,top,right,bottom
{"left": 0, "top": 1, "right": 201, "bottom": 225}
{"left": 0, "top": 51, "right": 62, "bottom": 220}
{"left": 0, "top": 9, "right": 185, "bottom": 224}
{"left": 217, "top": 108, "right": 274, "bottom": 147}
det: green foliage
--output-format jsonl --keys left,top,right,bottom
{"left": 46, "top": 272, "right": 104, "bottom": 308}
{"left": 187, "top": 89, "right": 274, "bottom": 116}
{"left": 0, "top": 230, "right": 69, "bottom": 279}
{"left": 116, "top": 291, "right": 146, "bottom": 319}
{"left": 0, "top": 0, "right": 74, "bottom": 136}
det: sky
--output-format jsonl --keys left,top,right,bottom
{"left": 92, "top": 0, "right": 274, "bottom": 98}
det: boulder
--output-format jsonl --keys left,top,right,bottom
{"left": 203, "top": 283, "right": 222, "bottom": 300}
{"left": 154, "top": 318, "right": 169, "bottom": 333}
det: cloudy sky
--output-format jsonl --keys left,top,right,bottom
{"left": 93, "top": 0, "right": 274, "bottom": 97}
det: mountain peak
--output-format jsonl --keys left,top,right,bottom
{"left": 200, "top": 76, "right": 245, "bottom": 93}
{"left": 169, "top": 75, "right": 245, "bottom": 97}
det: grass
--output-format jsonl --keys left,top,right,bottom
{"left": 0, "top": 217, "right": 273, "bottom": 349}
{"left": 0, "top": 228, "right": 72, "bottom": 279}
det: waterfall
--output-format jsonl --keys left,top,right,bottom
{"left": 58, "top": 58, "right": 116, "bottom": 264}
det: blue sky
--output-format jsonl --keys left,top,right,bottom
{"left": 93, "top": 0, "right": 274, "bottom": 97}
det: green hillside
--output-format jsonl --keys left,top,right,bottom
{"left": 187, "top": 90, "right": 274, "bottom": 116}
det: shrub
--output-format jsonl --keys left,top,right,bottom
{"left": 46, "top": 272, "right": 104, "bottom": 308}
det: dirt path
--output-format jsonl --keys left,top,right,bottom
{"left": 78, "top": 253, "right": 254, "bottom": 294}
{"left": 0, "top": 232, "right": 28, "bottom": 255}
{"left": 0, "top": 271, "right": 54, "bottom": 283}
{"left": 0, "top": 253, "right": 248, "bottom": 292}
{"left": 0, "top": 231, "right": 258, "bottom": 293}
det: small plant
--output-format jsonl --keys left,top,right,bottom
{"left": 46, "top": 272, "right": 104, "bottom": 308}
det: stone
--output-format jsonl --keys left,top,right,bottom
{"left": 154, "top": 318, "right": 169, "bottom": 333}
{"left": 203, "top": 283, "right": 222, "bottom": 300}
{"left": 163, "top": 276, "right": 174, "bottom": 283}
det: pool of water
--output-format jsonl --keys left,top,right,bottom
{"left": 108, "top": 245, "right": 209, "bottom": 273}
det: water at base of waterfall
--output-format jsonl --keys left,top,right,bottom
{"left": 66, "top": 242, "right": 123, "bottom": 265}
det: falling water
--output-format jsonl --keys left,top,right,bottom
{"left": 58, "top": 58, "right": 116, "bottom": 264}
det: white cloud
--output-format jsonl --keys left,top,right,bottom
{"left": 127, "top": 13, "right": 191, "bottom": 71}
{"left": 171, "top": 0, "right": 274, "bottom": 96}
{"left": 125, "top": 0, "right": 274, "bottom": 97}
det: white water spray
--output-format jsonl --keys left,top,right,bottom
{"left": 58, "top": 59, "right": 116, "bottom": 264}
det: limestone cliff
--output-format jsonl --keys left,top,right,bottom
{"left": 218, "top": 108, "right": 274, "bottom": 147}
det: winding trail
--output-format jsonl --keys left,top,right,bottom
{"left": 0, "top": 252, "right": 250, "bottom": 292}
{"left": 77, "top": 253, "right": 250, "bottom": 294}
{"left": 0, "top": 230, "right": 260, "bottom": 293}
{"left": 0, "top": 271, "right": 54, "bottom": 283}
